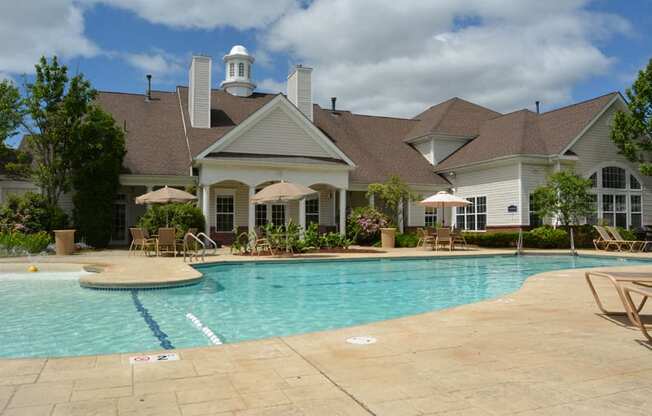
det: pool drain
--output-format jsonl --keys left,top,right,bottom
{"left": 346, "top": 336, "right": 377, "bottom": 345}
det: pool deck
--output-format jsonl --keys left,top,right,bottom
{"left": 0, "top": 248, "right": 651, "bottom": 415}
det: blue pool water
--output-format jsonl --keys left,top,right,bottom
{"left": 0, "top": 255, "right": 648, "bottom": 358}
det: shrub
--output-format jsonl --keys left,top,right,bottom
{"left": 395, "top": 233, "right": 419, "bottom": 248}
{"left": 0, "top": 192, "right": 68, "bottom": 234}
{"left": 0, "top": 231, "right": 51, "bottom": 254}
{"left": 302, "top": 223, "right": 320, "bottom": 249}
{"left": 526, "top": 226, "right": 568, "bottom": 248}
{"left": 319, "top": 232, "right": 351, "bottom": 249}
{"left": 138, "top": 203, "right": 205, "bottom": 237}
{"left": 346, "top": 206, "right": 389, "bottom": 246}
{"left": 463, "top": 232, "right": 520, "bottom": 248}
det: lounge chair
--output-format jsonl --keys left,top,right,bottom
{"left": 592, "top": 225, "right": 623, "bottom": 251}
{"left": 129, "top": 228, "right": 156, "bottom": 256}
{"left": 585, "top": 271, "right": 652, "bottom": 323}
{"left": 416, "top": 228, "right": 435, "bottom": 250}
{"left": 435, "top": 227, "right": 453, "bottom": 252}
{"left": 157, "top": 227, "right": 180, "bottom": 257}
{"left": 606, "top": 226, "right": 648, "bottom": 252}
{"left": 622, "top": 285, "right": 652, "bottom": 342}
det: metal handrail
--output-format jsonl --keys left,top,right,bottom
{"left": 516, "top": 229, "right": 524, "bottom": 255}
{"left": 196, "top": 232, "right": 218, "bottom": 254}
{"left": 183, "top": 233, "right": 205, "bottom": 263}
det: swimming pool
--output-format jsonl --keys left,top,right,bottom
{"left": 0, "top": 255, "right": 648, "bottom": 358}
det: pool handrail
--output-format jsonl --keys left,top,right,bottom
{"left": 184, "top": 233, "right": 205, "bottom": 262}
{"left": 196, "top": 232, "right": 218, "bottom": 254}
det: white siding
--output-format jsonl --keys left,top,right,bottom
{"left": 570, "top": 105, "right": 652, "bottom": 225}
{"left": 311, "top": 185, "right": 335, "bottom": 225}
{"left": 414, "top": 141, "right": 433, "bottom": 164}
{"left": 520, "top": 163, "right": 550, "bottom": 225}
{"left": 223, "top": 106, "right": 332, "bottom": 158}
{"left": 188, "top": 56, "right": 211, "bottom": 128}
{"left": 0, "top": 180, "right": 39, "bottom": 204}
{"left": 452, "top": 164, "right": 521, "bottom": 227}
{"left": 433, "top": 139, "right": 467, "bottom": 165}
{"left": 287, "top": 66, "right": 313, "bottom": 121}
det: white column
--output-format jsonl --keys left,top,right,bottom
{"left": 202, "top": 185, "right": 210, "bottom": 234}
{"left": 299, "top": 198, "right": 306, "bottom": 232}
{"left": 398, "top": 197, "right": 404, "bottom": 233}
{"left": 248, "top": 186, "right": 255, "bottom": 233}
{"left": 339, "top": 189, "right": 346, "bottom": 236}
{"left": 368, "top": 193, "right": 375, "bottom": 208}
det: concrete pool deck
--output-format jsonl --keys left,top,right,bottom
{"left": 0, "top": 249, "right": 651, "bottom": 415}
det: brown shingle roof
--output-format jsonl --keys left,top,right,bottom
{"left": 96, "top": 91, "right": 190, "bottom": 176}
{"left": 406, "top": 97, "right": 501, "bottom": 141}
{"left": 313, "top": 107, "right": 448, "bottom": 185}
{"left": 435, "top": 92, "right": 619, "bottom": 170}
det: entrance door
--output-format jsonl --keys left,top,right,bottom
{"left": 111, "top": 194, "right": 128, "bottom": 245}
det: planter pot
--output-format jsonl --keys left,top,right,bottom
{"left": 54, "top": 229, "right": 76, "bottom": 256}
{"left": 380, "top": 228, "right": 396, "bottom": 249}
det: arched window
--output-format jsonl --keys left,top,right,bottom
{"left": 247, "top": 63, "right": 251, "bottom": 79}
{"left": 229, "top": 63, "right": 235, "bottom": 77}
{"left": 588, "top": 165, "right": 643, "bottom": 229}
{"left": 238, "top": 62, "right": 245, "bottom": 77}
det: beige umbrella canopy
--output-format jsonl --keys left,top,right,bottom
{"left": 250, "top": 181, "right": 317, "bottom": 204}
{"left": 419, "top": 191, "right": 471, "bottom": 226}
{"left": 135, "top": 186, "right": 197, "bottom": 205}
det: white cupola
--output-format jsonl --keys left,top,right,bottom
{"left": 220, "top": 45, "right": 256, "bottom": 97}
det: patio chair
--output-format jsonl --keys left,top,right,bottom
{"left": 592, "top": 225, "right": 622, "bottom": 251}
{"left": 416, "top": 228, "right": 435, "bottom": 250}
{"left": 157, "top": 227, "right": 180, "bottom": 257}
{"left": 128, "top": 228, "right": 156, "bottom": 256}
{"left": 622, "top": 285, "right": 652, "bottom": 342}
{"left": 606, "top": 226, "right": 648, "bottom": 252}
{"left": 585, "top": 271, "right": 652, "bottom": 322}
{"left": 250, "top": 229, "right": 274, "bottom": 256}
{"left": 435, "top": 227, "right": 453, "bottom": 252}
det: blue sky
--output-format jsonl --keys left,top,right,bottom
{"left": 2, "top": 1, "right": 651, "bottom": 133}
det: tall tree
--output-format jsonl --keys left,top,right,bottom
{"left": 0, "top": 79, "right": 28, "bottom": 177}
{"left": 20, "top": 56, "right": 97, "bottom": 206}
{"left": 532, "top": 171, "right": 593, "bottom": 227}
{"left": 611, "top": 58, "right": 652, "bottom": 175}
{"left": 69, "top": 107, "right": 125, "bottom": 247}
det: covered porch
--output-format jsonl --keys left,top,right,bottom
{"left": 197, "top": 161, "right": 350, "bottom": 244}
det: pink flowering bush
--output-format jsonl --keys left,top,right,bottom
{"left": 346, "top": 207, "right": 389, "bottom": 245}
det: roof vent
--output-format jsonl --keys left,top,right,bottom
{"left": 145, "top": 74, "right": 152, "bottom": 102}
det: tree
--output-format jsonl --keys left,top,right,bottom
{"left": 611, "top": 58, "right": 652, "bottom": 175}
{"left": 0, "top": 79, "right": 29, "bottom": 178}
{"left": 69, "top": 107, "right": 126, "bottom": 247}
{"left": 20, "top": 56, "right": 97, "bottom": 206}
{"left": 532, "top": 171, "right": 593, "bottom": 227}
{"left": 366, "top": 175, "right": 417, "bottom": 228}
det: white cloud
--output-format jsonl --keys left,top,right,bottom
{"left": 0, "top": 0, "right": 98, "bottom": 75}
{"left": 257, "top": 78, "right": 285, "bottom": 94}
{"left": 264, "top": 0, "right": 631, "bottom": 116}
{"left": 92, "top": 0, "right": 297, "bottom": 29}
{"left": 121, "top": 50, "right": 185, "bottom": 82}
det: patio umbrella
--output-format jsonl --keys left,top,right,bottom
{"left": 135, "top": 186, "right": 197, "bottom": 226}
{"left": 250, "top": 181, "right": 317, "bottom": 204}
{"left": 419, "top": 191, "right": 471, "bottom": 226}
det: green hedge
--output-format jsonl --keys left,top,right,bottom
{"left": 0, "top": 231, "right": 51, "bottom": 254}
{"left": 138, "top": 203, "right": 205, "bottom": 238}
{"left": 395, "top": 233, "right": 419, "bottom": 248}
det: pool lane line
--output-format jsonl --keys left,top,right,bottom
{"left": 130, "top": 289, "right": 175, "bottom": 350}
{"left": 185, "top": 312, "right": 224, "bottom": 345}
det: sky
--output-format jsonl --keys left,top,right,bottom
{"left": 1, "top": 0, "right": 651, "bottom": 145}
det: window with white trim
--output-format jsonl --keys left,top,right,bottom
{"left": 247, "top": 63, "right": 251, "bottom": 79}
{"left": 229, "top": 63, "right": 235, "bottom": 77}
{"left": 456, "top": 196, "right": 486, "bottom": 231}
{"left": 238, "top": 62, "right": 245, "bottom": 77}
{"left": 255, "top": 204, "right": 267, "bottom": 227}
{"left": 215, "top": 193, "right": 234, "bottom": 232}
{"left": 424, "top": 207, "right": 437, "bottom": 227}
{"left": 271, "top": 204, "right": 285, "bottom": 226}
{"left": 529, "top": 194, "right": 542, "bottom": 227}
{"left": 305, "top": 198, "right": 319, "bottom": 225}
{"left": 588, "top": 165, "right": 644, "bottom": 229}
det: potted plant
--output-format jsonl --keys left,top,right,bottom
{"left": 366, "top": 175, "right": 417, "bottom": 248}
